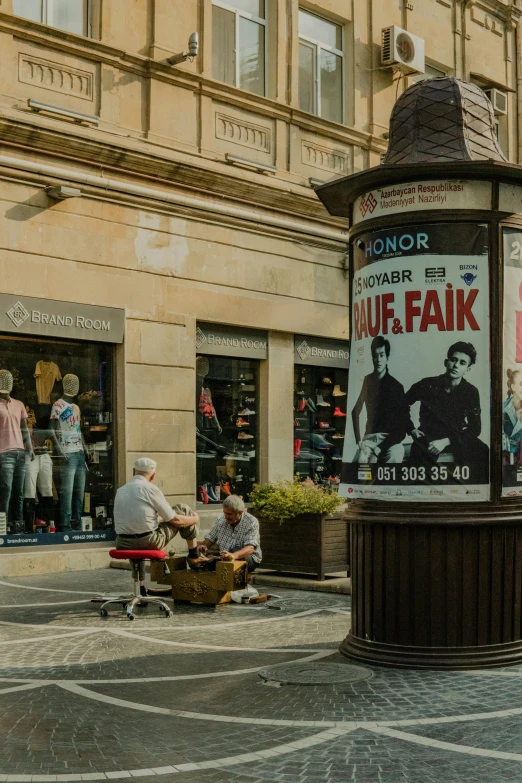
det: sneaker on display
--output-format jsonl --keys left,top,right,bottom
{"left": 322, "top": 377, "right": 333, "bottom": 384}
{"left": 306, "top": 398, "right": 317, "bottom": 412}
{"left": 333, "top": 407, "right": 347, "bottom": 417}
{"left": 309, "top": 433, "right": 331, "bottom": 449}
{"left": 206, "top": 484, "right": 219, "bottom": 502}
{"left": 332, "top": 432, "right": 345, "bottom": 439}
{"left": 318, "top": 421, "right": 330, "bottom": 429}
{"left": 294, "top": 439, "right": 302, "bottom": 457}
{"left": 238, "top": 408, "right": 256, "bottom": 416}
{"left": 238, "top": 432, "right": 254, "bottom": 440}
{"left": 333, "top": 385, "right": 347, "bottom": 396}
{"left": 236, "top": 417, "right": 249, "bottom": 427}
{"left": 316, "top": 395, "right": 330, "bottom": 407}
{"left": 221, "top": 481, "right": 232, "bottom": 496}
{"left": 199, "top": 486, "right": 209, "bottom": 504}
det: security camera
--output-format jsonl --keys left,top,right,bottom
{"left": 166, "top": 32, "right": 199, "bottom": 66}
{"left": 188, "top": 32, "right": 199, "bottom": 58}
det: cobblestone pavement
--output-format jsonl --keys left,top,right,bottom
{"left": 1, "top": 570, "right": 522, "bottom": 781}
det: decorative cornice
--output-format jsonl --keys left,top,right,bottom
{"left": 0, "top": 109, "right": 344, "bottom": 228}
{"left": 466, "top": 0, "right": 522, "bottom": 24}
{"left": 0, "top": 13, "right": 385, "bottom": 156}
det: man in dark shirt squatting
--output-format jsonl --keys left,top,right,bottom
{"left": 405, "top": 341, "right": 489, "bottom": 473}
{"left": 351, "top": 336, "right": 409, "bottom": 463}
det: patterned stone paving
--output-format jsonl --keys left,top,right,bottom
{"left": 0, "top": 569, "right": 522, "bottom": 781}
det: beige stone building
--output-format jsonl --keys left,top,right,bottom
{"left": 0, "top": 0, "right": 519, "bottom": 568}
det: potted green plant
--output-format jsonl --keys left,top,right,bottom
{"left": 250, "top": 480, "right": 347, "bottom": 580}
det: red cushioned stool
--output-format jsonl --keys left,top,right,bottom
{"left": 95, "top": 549, "right": 172, "bottom": 620}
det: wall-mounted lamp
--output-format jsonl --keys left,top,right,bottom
{"left": 46, "top": 185, "right": 82, "bottom": 200}
{"left": 167, "top": 32, "right": 199, "bottom": 65}
{"left": 225, "top": 153, "right": 277, "bottom": 174}
{"left": 28, "top": 99, "right": 99, "bottom": 126}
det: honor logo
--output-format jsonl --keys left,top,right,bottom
{"left": 296, "top": 340, "right": 311, "bottom": 361}
{"left": 7, "top": 301, "right": 30, "bottom": 328}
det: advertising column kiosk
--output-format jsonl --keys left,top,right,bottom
{"left": 317, "top": 77, "right": 522, "bottom": 668}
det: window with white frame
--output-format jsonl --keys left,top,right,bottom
{"left": 412, "top": 64, "right": 446, "bottom": 84}
{"left": 212, "top": 0, "right": 266, "bottom": 97}
{"left": 13, "top": 0, "right": 90, "bottom": 36}
{"left": 298, "top": 9, "right": 343, "bottom": 124}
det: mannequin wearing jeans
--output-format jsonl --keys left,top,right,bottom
{"left": 0, "top": 370, "right": 34, "bottom": 532}
{"left": 50, "top": 374, "right": 88, "bottom": 532}
{"left": 23, "top": 440, "right": 54, "bottom": 532}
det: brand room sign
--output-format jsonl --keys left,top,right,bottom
{"left": 0, "top": 294, "right": 124, "bottom": 343}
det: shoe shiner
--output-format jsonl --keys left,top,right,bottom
{"left": 198, "top": 494, "right": 262, "bottom": 573}
{"left": 114, "top": 457, "right": 208, "bottom": 595}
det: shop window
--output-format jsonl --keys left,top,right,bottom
{"left": 294, "top": 365, "right": 348, "bottom": 487}
{"left": 12, "top": 0, "right": 91, "bottom": 36}
{"left": 0, "top": 335, "right": 114, "bottom": 537}
{"left": 196, "top": 354, "right": 258, "bottom": 505}
{"left": 298, "top": 8, "right": 343, "bottom": 124}
{"left": 212, "top": 0, "right": 266, "bottom": 97}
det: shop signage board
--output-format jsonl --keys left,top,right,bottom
{"left": 502, "top": 227, "right": 522, "bottom": 497}
{"left": 0, "top": 529, "right": 116, "bottom": 548}
{"left": 340, "top": 222, "right": 491, "bottom": 502}
{"left": 499, "top": 183, "right": 522, "bottom": 213}
{"left": 294, "top": 335, "right": 349, "bottom": 368}
{"left": 196, "top": 322, "right": 268, "bottom": 359}
{"left": 353, "top": 180, "right": 492, "bottom": 225}
{"left": 0, "top": 294, "right": 124, "bottom": 343}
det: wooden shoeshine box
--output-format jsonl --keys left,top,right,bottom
{"left": 150, "top": 555, "right": 248, "bottom": 605}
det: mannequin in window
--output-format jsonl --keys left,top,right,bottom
{"left": 23, "top": 405, "right": 54, "bottom": 533}
{"left": 0, "top": 370, "right": 34, "bottom": 533}
{"left": 50, "top": 374, "right": 89, "bottom": 532}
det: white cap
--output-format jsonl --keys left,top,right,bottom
{"left": 134, "top": 457, "right": 157, "bottom": 473}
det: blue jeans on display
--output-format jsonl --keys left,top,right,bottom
{"left": 0, "top": 449, "right": 26, "bottom": 525}
{"left": 60, "top": 451, "right": 86, "bottom": 531}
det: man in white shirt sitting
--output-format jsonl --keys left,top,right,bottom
{"left": 114, "top": 457, "right": 207, "bottom": 595}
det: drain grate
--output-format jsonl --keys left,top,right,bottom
{"left": 258, "top": 661, "right": 373, "bottom": 686}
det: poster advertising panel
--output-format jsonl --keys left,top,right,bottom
{"left": 340, "top": 222, "right": 490, "bottom": 502}
{"left": 502, "top": 228, "right": 522, "bottom": 497}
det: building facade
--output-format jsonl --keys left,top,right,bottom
{"left": 0, "top": 0, "right": 519, "bottom": 555}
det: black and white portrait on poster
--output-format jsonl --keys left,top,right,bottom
{"left": 502, "top": 228, "right": 522, "bottom": 497}
{"left": 340, "top": 223, "right": 490, "bottom": 502}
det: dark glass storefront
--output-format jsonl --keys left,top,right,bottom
{"left": 0, "top": 295, "right": 124, "bottom": 547}
{"left": 293, "top": 335, "right": 349, "bottom": 487}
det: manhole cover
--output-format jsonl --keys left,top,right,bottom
{"left": 258, "top": 661, "right": 373, "bottom": 686}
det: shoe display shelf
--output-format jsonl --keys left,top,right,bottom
{"left": 197, "top": 355, "right": 259, "bottom": 506}
{"left": 294, "top": 365, "right": 348, "bottom": 487}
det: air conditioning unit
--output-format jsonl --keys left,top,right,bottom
{"left": 484, "top": 88, "right": 508, "bottom": 116}
{"left": 381, "top": 26, "right": 425, "bottom": 75}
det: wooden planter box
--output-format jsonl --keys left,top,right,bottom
{"left": 257, "top": 512, "right": 349, "bottom": 580}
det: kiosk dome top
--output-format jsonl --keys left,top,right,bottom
{"left": 383, "top": 77, "right": 506, "bottom": 165}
